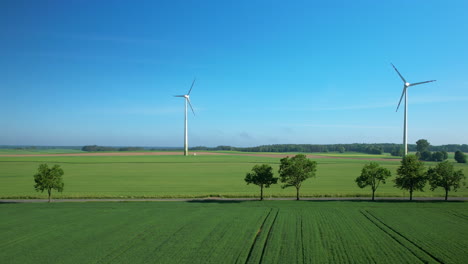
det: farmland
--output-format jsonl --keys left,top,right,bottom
{"left": 0, "top": 201, "right": 467, "bottom": 264}
{"left": 0, "top": 152, "right": 467, "bottom": 199}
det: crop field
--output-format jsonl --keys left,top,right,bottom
{"left": 0, "top": 152, "right": 467, "bottom": 199}
{"left": 0, "top": 201, "right": 467, "bottom": 264}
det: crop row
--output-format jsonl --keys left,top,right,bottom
{"left": 1, "top": 202, "right": 467, "bottom": 263}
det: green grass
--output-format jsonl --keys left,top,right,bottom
{"left": 0, "top": 153, "right": 467, "bottom": 199}
{"left": 0, "top": 149, "right": 85, "bottom": 155}
{"left": 0, "top": 201, "right": 467, "bottom": 264}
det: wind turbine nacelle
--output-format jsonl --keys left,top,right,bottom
{"left": 184, "top": 95, "right": 189, "bottom": 99}
{"left": 405, "top": 82, "right": 410, "bottom": 87}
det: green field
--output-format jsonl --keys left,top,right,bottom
{"left": 0, "top": 149, "right": 85, "bottom": 155}
{"left": 1, "top": 201, "right": 467, "bottom": 264}
{"left": 0, "top": 153, "right": 467, "bottom": 199}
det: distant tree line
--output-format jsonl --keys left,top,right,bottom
{"left": 81, "top": 145, "right": 144, "bottom": 152}
{"left": 191, "top": 143, "right": 468, "bottom": 155}
{"left": 0, "top": 145, "right": 82, "bottom": 150}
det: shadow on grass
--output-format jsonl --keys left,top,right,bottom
{"left": 186, "top": 199, "right": 251, "bottom": 204}
{"left": 297, "top": 199, "right": 467, "bottom": 203}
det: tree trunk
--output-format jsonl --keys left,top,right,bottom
{"left": 260, "top": 185, "right": 263, "bottom": 201}
{"left": 445, "top": 189, "right": 448, "bottom": 201}
{"left": 409, "top": 189, "right": 413, "bottom": 201}
{"left": 48, "top": 189, "right": 51, "bottom": 203}
{"left": 296, "top": 187, "right": 300, "bottom": 201}
{"left": 372, "top": 189, "right": 375, "bottom": 201}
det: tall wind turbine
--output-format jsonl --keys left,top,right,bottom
{"left": 174, "top": 79, "right": 196, "bottom": 156}
{"left": 392, "top": 64, "right": 436, "bottom": 156}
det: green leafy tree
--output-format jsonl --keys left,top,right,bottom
{"left": 431, "top": 151, "right": 444, "bottom": 162}
{"left": 244, "top": 164, "right": 278, "bottom": 200}
{"left": 454, "top": 150, "right": 467, "bottom": 163}
{"left": 391, "top": 146, "right": 404, "bottom": 157}
{"left": 338, "top": 146, "right": 345, "bottom": 153}
{"left": 419, "top": 150, "right": 432, "bottom": 161}
{"left": 33, "top": 164, "right": 64, "bottom": 202}
{"left": 442, "top": 151, "right": 449, "bottom": 160}
{"left": 278, "top": 154, "right": 317, "bottom": 200}
{"left": 355, "top": 162, "right": 391, "bottom": 201}
{"left": 427, "top": 161, "right": 466, "bottom": 201}
{"left": 416, "top": 139, "right": 430, "bottom": 152}
{"left": 394, "top": 155, "right": 426, "bottom": 201}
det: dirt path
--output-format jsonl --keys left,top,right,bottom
{"left": 0, "top": 151, "right": 395, "bottom": 161}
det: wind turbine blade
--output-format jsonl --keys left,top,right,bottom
{"left": 174, "top": 95, "right": 185, "bottom": 97}
{"left": 187, "top": 78, "right": 196, "bottom": 95}
{"left": 187, "top": 98, "right": 195, "bottom": 115}
{"left": 391, "top": 63, "right": 407, "bottom": 83}
{"left": 409, "top": 80, "right": 436, "bottom": 86}
{"left": 396, "top": 86, "right": 406, "bottom": 112}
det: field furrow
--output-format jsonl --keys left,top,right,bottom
{"left": 1, "top": 201, "right": 467, "bottom": 264}
{"left": 367, "top": 207, "right": 468, "bottom": 264}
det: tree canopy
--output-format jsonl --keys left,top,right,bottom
{"left": 416, "top": 139, "right": 430, "bottom": 152}
{"left": 454, "top": 151, "right": 467, "bottom": 163}
{"left": 355, "top": 162, "right": 391, "bottom": 201}
{"left": 191, "top": 143, "right": 468, "bottom": 154}
{"left": 244, "top": 164, "right": 278, "bottom": 200}
{"left": 427, "top": 161, "right": 466, "bottom": 201}
{"left": 278, "top": 154, "right": 317, "bottom": 200}
{"left": 33, "top": 164, "right": 64, "bottom": 202}
{"left": 394, "top": 155, "right": 427, "bottom": 201}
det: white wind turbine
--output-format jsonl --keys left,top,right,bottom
{"left": 392, "top": 64, "right": 436, "bottom": 156}
{"left": 174, "top": 79, "right": 196, "bottom": 156}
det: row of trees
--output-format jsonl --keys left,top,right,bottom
{"left": 357, "top": 155, "right": 466, "bottom": 201}
{"left": 245, "top": 154, "right": 317, "bottom": 200}
{"left": 415, "top": 139, "right": 466, "bottom": 163}
{"left": 81, "top": 145, "right": 144, "bottom": 152}
{"left": 245, "top": 154, "right": 466, "bottom": 201}
{"left": 33, "top": 154, "right": 466, "bottom": 202}
{"left": 192, "top": 143, "right": 468, "bottom": 156}
{"left": 194, "top": 143, "right": 389, "bottom": 153}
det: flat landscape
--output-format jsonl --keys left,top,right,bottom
{"left": 1, "top": 201, "right": 467, "bottom": 264}
{"left": 0, "top": 151, "right": 466, "bottom": 199}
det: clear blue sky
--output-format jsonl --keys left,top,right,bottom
{"left": 1, "top": 0, "right": 467, "bottom": 147}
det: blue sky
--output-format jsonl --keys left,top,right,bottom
{"left": 1, "top": 0, "right": 467, "bottom": 147}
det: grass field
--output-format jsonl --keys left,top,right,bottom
{"left": 0, "top": 201, "right": 467, "bottom": 264}
{"left": 0, "top": 149, "right": 85, "bottom": 155}
{"left": 0, "top": 152, "right": 466, "bottom": 199}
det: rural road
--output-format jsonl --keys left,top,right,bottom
{"left": 1, "top": 197, "right": 467, "bottom": 203}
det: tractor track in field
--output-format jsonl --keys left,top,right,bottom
{"left": 258, "top": 209, "right": 279, "bottom": 264}
{"left": 244, "top": 208, "right": 274, "bottom": 264}
{"left": 0, "top": 151, "right": 397, "bottom": 161}
{"left": 360, "top": 210, "right": 443, "bottom": 264}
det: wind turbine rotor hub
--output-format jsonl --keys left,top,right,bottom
{"left": 405, "top": 82, "right": 410, "bottom": 87}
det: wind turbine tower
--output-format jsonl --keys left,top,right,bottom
{"left": 391, "top": 64, "right": 436, "bottom": 156}
{"left": 174, "top": 79, "right": 196, "bottom": 156}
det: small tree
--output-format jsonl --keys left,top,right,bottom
{"left": 278, "top": 154, "right": 317, "bottom": 200}
{"left": 338, "top": 146, "right": 345, "bottom": 153}
{"left": 416, "top": 139, "right": 430, "bottom": 152}
{"left": 454, "top": 151, "right": 467, "bottom": 163}
{"left": 33, "top": 164, "right": 64, "bottom": 202}
{"left": 244, "top": 164, "right": 278, "bottom": 200}
{"left": 391, "top": 146, "right": 404, "bottom": 157}
{"left": 442, "top": 151, "right": 449, "bottom": 160}
{"left": 355, "top": 162, "right": 391, "bottom": 201}
{"left": 431, "top": 151, "right": 444, "bottom": 162}
{"left": 428, "top": 161, "right": 466, "bottom": 200}
{"left": 394, "top": 155, "right": 426, "bottom": 201}
{"left": 419, "top": 150, "right": 432, "bottom": 161}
